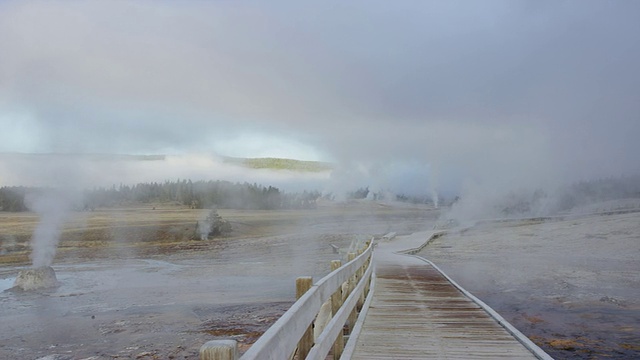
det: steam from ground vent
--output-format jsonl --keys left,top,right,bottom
{"left": 197, "top": 210, "right": 212, "bottom": 240}
{"left": 12, "top": 190, "right": 75, "bottom": 291}
{"left": 441, "top": 174, "right": 640, "bottom": 227}
{"left": 25, "top": 190, "right": 74, "bottom": 268}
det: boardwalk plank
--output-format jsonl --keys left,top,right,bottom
{"left": 350, "top": 252, "right": 540, "bottom": 359}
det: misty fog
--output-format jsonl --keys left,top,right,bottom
{"left": 1, "top": 2, "right": 639, "bottom": 358}
{"left": 0, "top": 1, "right": 638, "bottom": 215}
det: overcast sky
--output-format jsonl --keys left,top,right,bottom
{"left": 0, "top": 0, "right": 639, "bottom": 194}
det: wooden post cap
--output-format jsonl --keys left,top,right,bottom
{"left": 200, "top": 340, "right": 238, "bottom": 360}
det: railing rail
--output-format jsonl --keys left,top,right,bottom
{"left": 306, "top": 258, "right": 373, "bottom": 359}
{"left": 201, "top": 241, "right": 375, "bottom": 360}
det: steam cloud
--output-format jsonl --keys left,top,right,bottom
{"left": 197, "top": 210, "right": 212, "bottom": 240}
{"left": 0, "top": 1, "right": 638, "bottom": 225}
{"left": 25, "top": 190, "right": 75, "bottom": 268}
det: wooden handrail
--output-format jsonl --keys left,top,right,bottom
{"left": 306, "top": 259, "right": 373, "bottom": 359}
{"left": 201, "top": 241, "right": 375, "bottom": 360}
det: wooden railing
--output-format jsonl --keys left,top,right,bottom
{"left": 200, "top": 241, "right": 375, "bottom": 360}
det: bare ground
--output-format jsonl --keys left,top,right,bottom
{"left": 0, "top": 201, "right": 437, "bottom": 360}
{"left": 421, "top": 211, "right": 640, "bottom": 359}
{"left": 6, "top": 203, "right": 636, "bottom": 359}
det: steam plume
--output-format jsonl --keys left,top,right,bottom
{"left": 25, "top": 190, "right": 74, "bottom": 268}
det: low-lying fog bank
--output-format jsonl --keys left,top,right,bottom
{"left": 422, "top": 211, "right": 640, "bottom": 359}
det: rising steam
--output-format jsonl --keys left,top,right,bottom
{"left": 25, "top": 190, "right": 74, "bottom": 268}
{"left": 197, "top": 210, "right": 212, "bottom": 240}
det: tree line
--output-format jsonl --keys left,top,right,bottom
{"left": 0, "top": 180, "right": 321, "bottom": 212}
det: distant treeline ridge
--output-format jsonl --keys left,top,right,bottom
{"left": 0, "top": 180, "right": 321, "bottom": 212}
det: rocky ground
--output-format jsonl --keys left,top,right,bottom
{"left": 421, "top": 211, "right": 640, "bottom": 359}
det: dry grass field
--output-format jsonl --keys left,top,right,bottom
{"left": 1, "top": 205, "right": 209, "bottom": 266}
{"left": 1, "top": 201, "right": 437, "bottom": 267}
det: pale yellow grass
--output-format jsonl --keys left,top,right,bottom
{"left": 1, "top": 201, "right": 428, "bottom": 266}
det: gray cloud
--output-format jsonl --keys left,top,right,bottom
{"left": 0, "top": 0, "right": 638, "bottom": 195}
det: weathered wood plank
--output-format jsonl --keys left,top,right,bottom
{"left": 350, "top": 260, "right": 542, "bottom": 359}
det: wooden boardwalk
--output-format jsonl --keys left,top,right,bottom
{"left": 349, "top": 232, "right": 548, "bottom": 359}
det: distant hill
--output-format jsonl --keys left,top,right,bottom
{"left": 0, "top": 152, "right": 333, "bottom": 178}
{"left": 223, "top": 157, "right": 333, "bottom": 172}
{"left": 0, "top": 153, "right": 332, "bottom": 172}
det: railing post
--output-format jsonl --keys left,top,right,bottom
{"left": 346, "top": 252, "right": 357, "bottom": 334}
{"left": 363, "top": 241, "right": 372, "bottom": 299}
{"left": 356, "top": 248, "right": 366, "bottom": 310}
{"left": 364, "top": 252, "right": 372, "bottom": 298}
{"left": 296, "top": 276, "right": 314, "bottom": 359}
{"left": 200, "top": 340, "right": 238, "bottom": 360}
{"left": 330, "top": 260, "right": 344, "bottom": 360}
